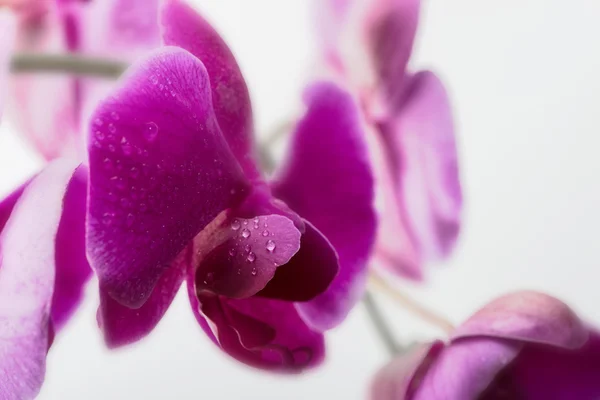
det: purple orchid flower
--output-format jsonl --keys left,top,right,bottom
{"left": 371, "top": 291, "right": 600, "bottom": 399}
{"left": 315, "top": 0, "right": 462, "bottom": 280}
{"left": 0, "top": 160, "right": 88, "bottom": 399}
{"left": 6, "top": 0, "right": 161, "bottom": 159}
{"left": 86, "top": 0, "right": 376, "bottom": 371}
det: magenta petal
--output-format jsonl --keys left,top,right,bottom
{"left": 413, "top": 338, "right": 522, "bottom": 400}
{"left": 194, "top": 214, "right": 301, "bottom": 299}
{"left": 87, "top": 48, "right": 250, "bottom": 308}
{"left": 510, "top": 332, "right": 600, "bottom": 399}
{"left": 452, "top": 291, "right": 589, "bottom": 350}
{"left": 385, "top": 71, "right": 462, "bottom": 261}
{"left": 161, "top": 0, "right": 257, "bottom": 177}
{"left": 258, "top": 220, "right": 339, "bottom": 302}
{"left": 98, "top": 247, "right": 189, "bottom": 348}
{"left": 273, "top": 82, "right": 376, "bottom": 331}
{"left": 199, "top": 294, "right": 325, "bottom": 371}
{"left": 0, "top": 182, "right": 29, "bottom": 232}
{"left": 0, "top": 160, "right": 78, "bottom": 400}
{"left": 51, "top": 166, "right": 92, "bottom": 330}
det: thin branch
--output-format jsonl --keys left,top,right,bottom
{"left": 363, "top": 290, "right": 401, "bottom": 356}
{"left": 10, "top": 53, "right": 127, "bottom": 78}
{"left": 369, "top": 273, "right": 455, "bottom": 334}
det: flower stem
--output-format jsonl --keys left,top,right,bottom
{"left": 369, "top": 273, "right": 455, "bottom": 334}
{"left": 363, "top": 290, "right": 401, "bottom": 356}
{"left": 10, "top": 53, "right": 127, "bottom": 78}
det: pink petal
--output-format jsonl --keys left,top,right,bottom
{"left": 412, "top": 338, "right": 522, "bottom": 400}
{"left": 50, "top": 165, "right": 91, "bottom": 330}
{"left": 370, "top": 341, "right": 444, "bottom": 400}
{"left": 510, "top": 332, "right": 600, "bottom": 399}
{"left": 98, "top": 246, "right": 189, "bottom": 348}
{"left": 198, "top": 294, "right": 325, "bottom": 372}
{"left": 384, "top": 71, "right": 462, "bottom": 262}
{"left": 453, "top": 291, "right": 589, "bottom": 350}
{"left": 161, "top": 0, "right": 257, "bottom": 177}
{"left": 86, "top": 48, "right": 250, "bottom": 308}
{"left": 193, "top": 214, "right": 301, "bottom": 299}
{"left": 257, "top": 220, "right": 339, "bottom": 302}
{"left": 273, "top": 82, "right": 376, "bottom": 331}
{"left": 0, "top": 10, "right": 16, "bottom": 119}
{"left": 0, "top": 159, "right": 78, "bottom": 400}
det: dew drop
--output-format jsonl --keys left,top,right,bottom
{"left": 144, "top": 122, "right": 159, "bottom": 142}
{"left": 94, "top": 118, "right": 103, "bottom": 127}
{"left": 231, "top": 220, "right": 241, "bottom": 231}
{"left": 129, "top": 167, "right": 140, "bottom": 178}
{"left": 111, "top": 111, "right": 120, "bottom": 121}
{"left": 96, "top": 131, "right": 105, "bottom": 141}
{"left": 266, "top": 240, "right": 276, "bottom": 252}
{"left": 108, "top": 123, "right": 117, "bottom": 134}
{"left": 262, "top": 230, "right": 269, "bottom": 237}
{"left": 241, "top": 228, "right": 251, "bottom": 239}
{"left": 253, "top": 217, "right": 259, "bottom": 223}
{"left": 229, "top": 248, "right": 236, "bottom": 257}
{"left": 244, "top": 244, "right": 252, "bottom": 252}
{"left": 126, "top": 213, "right": 135, "bottom": 227}
{"left": 237, "top": 269, "right": 241, "bottom": 275}
{"left": 251, "top": 268, "right": 257, "bottom": 275}
{"left": 243, "top": 220, "right": 248, "bottom": 226}
{"left": 247, "top": 252, "right": 256, "bottom": 263}
{"left": 121, "top": 137, "right": 133, "bottom": 155}
{"left": 103, "top": 158, "right": 113, "bottom": 171}
{"left": 102, "top": 213, "right": 114, "bottom": 226}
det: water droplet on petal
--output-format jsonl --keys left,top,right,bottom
{"left": 262, "top": 230, "right": 269, "bottom": 237}
{"left": 244, "top": 244, "right": 251, "bottom": 252}
{"left": 129, "top": 167, "right": 140, "bottom": 178}
{"left": 103, "top": 158, "right": 113, "bottom": 171}
{"left": 121, "top": 137, "right": 133, "bottom": 155}
{"left": 111, "top": 111, "right": 120, "bottom": 121}
{"left": 102, "top": 213, "right": 114, "bottom": 226}
{"left": 108, "top": 123, "right": 117, "bottom": 134}
{"left": 266, "top": 240, "right": 276, "bottom": 252}
{"left": 94, "top": 118, "right": 103, "bottom": 127}
{"left": 251, "top": 267, "right": 257, "bottom": 275}
{"left": 144, "top": 122, "right": 159, "bottom": 142}
{"left": 237, "top": 269, "right": 241, "bottom": 275}
{"left": 96, "top": 131, "right": 105, "bottom": 141}
{"left": 229, "top": 248, "right": 236, "bottom": 257}
{"left": 231, "top": 220, "right": 241, "bottom": 231}
{"left": 241, "top": 228, "right": 251, "bottom": 239}
{"left": 253, "top": 217, "right": 259, "bottom": 223}
{"left": 126, "top": 213, "right": 135, "bottom": 227}
{"left": 247, "top": 252, "right": 256, "bottom": 263}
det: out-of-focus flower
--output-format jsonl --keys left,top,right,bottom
{"left": 85, "top": 0, "right": 376, "bottom": 372}
{"left": 371, "top": 291, "right": 600, "bottom": 399}
{"left": 0, "top": 9, "right": 16, "bottom": 117}
{"left": 6, "top": 0, "right": 161, "bottom": 159}
{"left": 315, "top": 0, "right": 462, "bottom": 280}
{"left": 0, "top": 160, "right": 88, "bottom": 400}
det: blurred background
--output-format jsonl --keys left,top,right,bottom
{"left": 1, "top": 0, "right": 600, "bottom": 398}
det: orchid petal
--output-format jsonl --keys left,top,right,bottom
{"left": 199, "top": 294, "right": 325, "bottom": 371}
{"left": 0, "top": 160, "right": 78, "bottom": 400}
{"left": 193, "top": 214, "right": 301, "bottom": 299}
{"left": 453, "top": 291, "right": 588, "bottom": 350}
{"left": 258, "top": 220, "right": 339, "bottom": 302}
{"left": 273, "top": 82, "right": 376, "bottom": 330}
{"left": 86, "top": 47, "right": 250, "bottom": 308}
{"left": 98, "top": 247, "right": 189, "bottom": 348}
{"left": 383, "top": 71, "right": 462, "bottom": 262}
{"left": 161, "top": 0, "right": 257, "bottom": 177}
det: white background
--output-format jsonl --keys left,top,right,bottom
{"left": 1, "top": 0, "right": 600, "bottom": 398}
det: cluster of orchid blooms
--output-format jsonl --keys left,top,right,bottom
{"left": 0, "top": 0, "right": 598, "bottom": 399}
